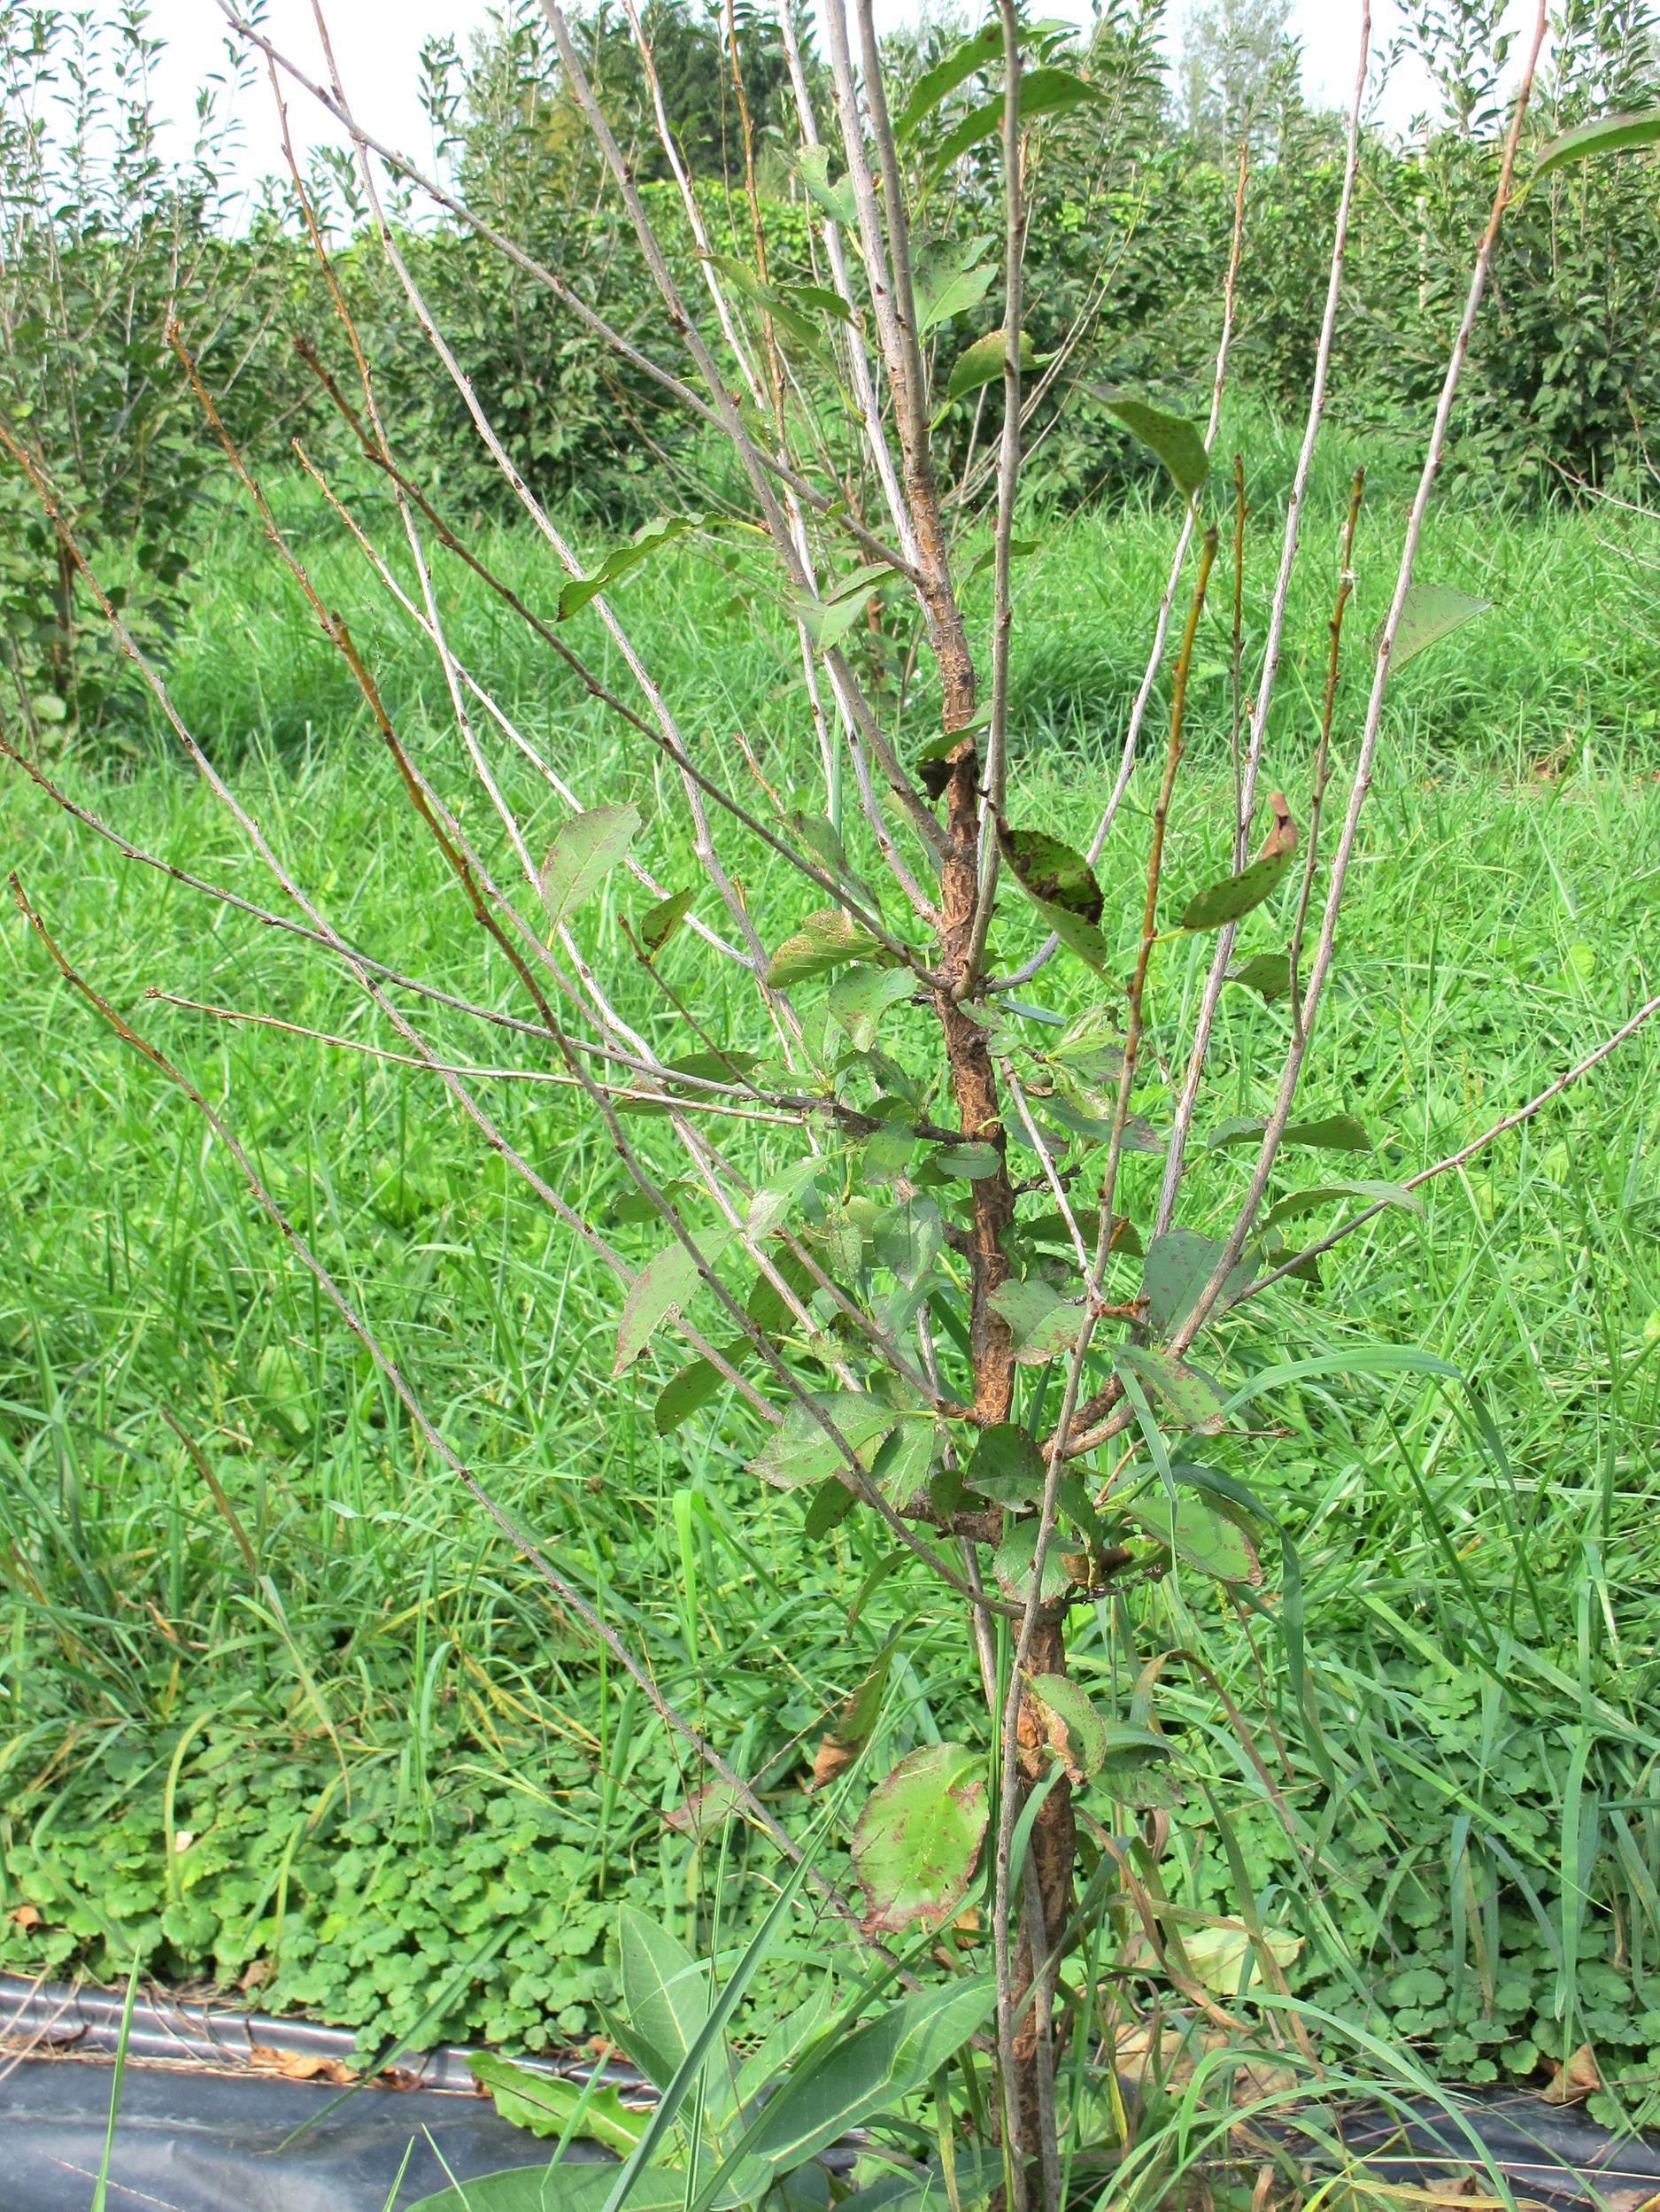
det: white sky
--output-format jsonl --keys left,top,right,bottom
{"left": 140, "top": 0, "right": 1542, "bottom": 199}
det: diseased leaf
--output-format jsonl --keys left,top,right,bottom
{"left": 1024, "top": 1674, "right": 1108, "bottom": 1780}
{"left": 1179, "top": 793, "right": 1299, "bottom": 930}
{"left": 614, "top": 1229, "right": 730, "bottom": 1376}
{"left": 996, "top": 819, "right": 1111, "bottom": 972}
{"left": 1182, "top": 1921, "right": 1301, "bottom": 1992}
{"left": 945, "top": 325, "right": 1036, "bottom": 405}
{"left": 997, "top": 824, "right": 1102, "bottom": 920}
{"left": 1087, "top": 387, "right": 1209, "bottom": 499}
{"left": 539, "top": 804, "right": 642, "bottom": 929}
{"left": 1532, "top": 105, "right": 1660, "bottom": 183}
{"left": 872, "top": 1416, "right": 938, "bottom": 1506}
{"left": 639, "top": 886, "right": 695, "bottom": 955}
{"left": 830, "top": 964, "right": 915, "bottom": 1052}
{"left": 1388, "top": 582, "right": 1491, "bottom": 672}
{"left": 873, "top": 1196, "right": 943, "bottom": 1287}
{"left": 992, "top": 1518, "right": 1073, "bottom": 1605}
{"left": 664, "top": 1778, "right": 746, "bottom": 1840}
{"left": 915, "top": 237, "right": 999, "bottom": 333}
{"left": 748, "top": 1156, "right": 824, "bottom": 1239}
{"left": 1116, "top": 1343, "right": 1228, "bottom": 1434}
{"left": 852, "top": 1744, "right": 989, "bottom": 1935}
{"left": 965, "top": 1421, "right": 1046, "bottom": 1507}
{"left": 467, "top": 2055, "right": 645, "bottom": 2155}
{"left": 812, "top": 1640, "right": 899, "bottom": 1788}
{"left": 1227, "top": 953, "right": 1291, "bottom": 1002}
{"left": 748, "top": 1391, "right": 897, "bottom": 1489}
{"left": 988, "top": 1277, "right": 1085, "bottom": 1365}
{"left": 767, "top": 909, "right": 892, "bottom": 988}
{"left": 1141, "top": 1229, "right": 1251, "bottom": 1335}
{"left": 1260, "top": 1178, "right": 1422, "bottom": 1234}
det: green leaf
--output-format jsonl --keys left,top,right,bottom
{"left": 945, "top": 324, "right": 1036, "bottom": 405}
{"left": 1134, "top": 1495, "right": 1260, "bottom": 1583}
{"left": 892, "top": 23, "right": 1003, "bottom": 142}
{"left": 256, "top": 1345, "right": 312, "bottom": 1437}
{"left": 1141, "top": 1229, "right": 1251, "bottom": 1336}
{"left": 988, "top": 1277, "right": 1084, "bottom": 1365}
{"left": 467, "top": 2054, "right": 645, "bottom": 2155}
{"left": 559, "top": 514, "right": 720, "bottom": 620}
{"left": 1179, "top": 847, "right": 1295, "bottom": 932}
{"left": 1259, "top": 1178, "right": 1422, "bottom": 1234}
{"left": 1285, "top": 1113, "right": 1371, "bottom": 1153}
{"left": 1227, "top": 953, "right": 1290, "bottom": 1002}
{"left": 968, "top": 534, "right": 1039, "bottom": 583}
{"left": 926, "top": 1141, "right": 1001, "bottom": 1179}
{"left": 794, "top": 581, "right": 883, "bottom": 650}
{"left": 767, "top": 909, "right": 892, "bottom": 988}
{"left": 829, "top": 964, "right": 915, "bottom": 1052}
{"left": 851, "top": 1742, "right": 988, "bottom": 1934}
{"left": 781, "top": 280, "right": 854, "bottom": 326}
{"left": 804, "top": 1477, "right": 857, "bottom": 1539}
{"left": 1024, "top": 1674, "right": 1109, "bottom": 1778}
{"left": 614, "top": 1229, "right": 730, "bottom": 1376}
{"left": 653, "top": 1357, "right": 726, "bottom": 1435}
{"left": 1115, "top": 1344, "right": 1227, "bottom": 1434}
{"left": 964, "top": 1421, "right": 1046, "bottom": 1507}
{"left": 619, "top": 1906, "right": 713, "bottom": 2088}
{"left": 748, "top": 1391, "right": 898, "bottom": 1489}
{"left": 408, "top": 2164, "right": 689, "bottom": 2212}
{"left": 796, "top": 145, "right": 858, "bottom": 228}
{"left": 995, "top": 821, "right": 1110, "bottom": 972}
{"left": 838, "top": 2152, "right": 1006, "bottom": 2212}
{"left": 927, "top": 68, "right": 1107, "bottom": 177}
{"left": 737, "top": 1977, "right": 997, "bottom": 2174}
{"left": 639, "top": 886, "right": 695, "bottom": 955}
{"left": 1209, "top": 1111, "right": 1371, "bottom": 1156}
{"left": 1532, "top": 105, "right": 1660, "bottom": 183}
{"left": 539, "top": 804, "right": 642, "bottom": 930}
{"left": 1388, "top": 582, "right": 1492, "bottom": 672}
{"left": 992, "top": 1517, "right": 1073, "bottom": 1604}
{"left": 1086, "top": 387, "right": 1209, "bottom": 499}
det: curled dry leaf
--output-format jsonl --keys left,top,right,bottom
{"left": 249, "top": 2042, "right": 357, "bottom": 2084}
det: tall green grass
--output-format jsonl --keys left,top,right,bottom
{"left": 3, "top": 455, "right": 1658, "bottom": 2121}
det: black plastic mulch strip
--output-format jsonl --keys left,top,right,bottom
{"left": 0, "top": 2053, "right": 599, "bottom": 2212}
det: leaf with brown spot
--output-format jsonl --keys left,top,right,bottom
{"left": 852, "top": 1743, "right": 989, "bottom": 1936}
{"left": 996, "top": 821, "right": 1111, "bottom": 973}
